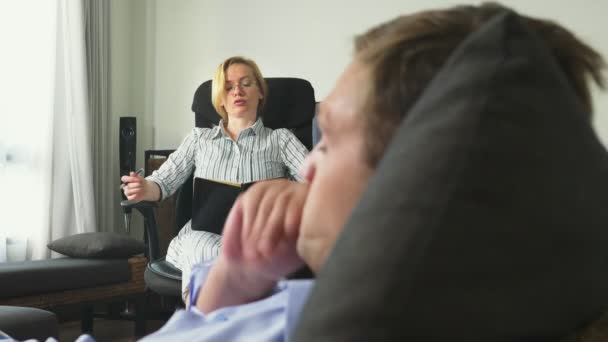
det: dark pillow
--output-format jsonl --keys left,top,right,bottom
{"left": 190, "top": 178, "right": 254, "bottom": 235}
{"left": 47, "top": 232, "right": 145, "bottom": 258}
{"left": 294, "top": 10, "right": 608, "bottom": 342}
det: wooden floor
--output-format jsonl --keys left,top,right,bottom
{"left": 59, "top": 318, "right": 165, "bottom": 342}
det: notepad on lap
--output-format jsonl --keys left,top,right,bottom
{"left": 190, "top": 178, "right": 255, "bottom": 235}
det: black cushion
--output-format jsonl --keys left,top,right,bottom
{"left": 190, "top": 178, "right": 254, "bottom": 235}
{"left": 47, "top": 232, "right": 145, "bottom": 258}
{"left": 0, "top": 258, "right": 130, "bottom": 298}
{"left": 294, "top": 10, "right": 608, "bottom": 342}
{"left": 191, "top": 78, "right": 315, "bottom": 150}
{"left": 0, "top": 306, "right": 58, "bottom": 340}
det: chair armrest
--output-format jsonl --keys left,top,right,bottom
{"left": 148, "top": 259, "right": 182, "bottom": 281}
{"left": 121, "top": 200, "right": 161, "bottom": 261}
{"left": 120, "top": 200, "right": 158, "bottom": 211}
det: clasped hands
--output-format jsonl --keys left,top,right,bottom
{"left": 195, "top": 179, "right": 310, "bottom": 312}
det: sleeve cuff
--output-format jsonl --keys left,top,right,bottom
{"left": 188, "top": 259, "right": 217, "bottom": 309}
{"left": 145, "top": 175, "right": 166, "bottom": 201}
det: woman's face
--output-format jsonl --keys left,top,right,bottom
{"left": 221, "top": 63, "right": 263, "bottom": 121}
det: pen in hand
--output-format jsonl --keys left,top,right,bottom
{"left": 120, "top": 168, "right": 144, "bottom": 190}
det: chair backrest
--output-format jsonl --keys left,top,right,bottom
{"left": 175, "top": 77, "right": 316, "bottom": 231}
{"left": 191, "top": 77, "right": 316, "bottom": 150}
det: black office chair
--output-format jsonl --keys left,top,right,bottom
{"left": 123, "top": 77, "right": 316, "bottom": 300}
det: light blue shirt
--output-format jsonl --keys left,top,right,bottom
{"left": 33, "top": 262, "right": 313, "bottom": 342}
{"left": 140, "top": 262, "right": 314, "bottom": 342}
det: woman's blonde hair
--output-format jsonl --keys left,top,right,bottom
{"left": 211, "top": 56, "right": 268, "bottom": 122}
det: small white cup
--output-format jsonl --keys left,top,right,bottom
{"left": 7, "top": 237, "right": 27, "bottom": 261}
{"left": 0, "top": 236, "right": 6, "bottom": 262}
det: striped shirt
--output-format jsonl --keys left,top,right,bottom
{"left": 147, "top": 118, "right": 308, "bottom": 200}
{"left": 147, "top": 118, "right": 308, "bottom": 295}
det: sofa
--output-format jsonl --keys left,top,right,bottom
{"left": 293, "top": 8, "right": 608, "bottom": 342}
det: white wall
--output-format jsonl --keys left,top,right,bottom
{"left": 120, "top": 0, "right": 608, "bottom": 149}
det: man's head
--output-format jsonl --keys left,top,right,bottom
{"left": 297, "top": 2, "right": 606, "bottom": 273}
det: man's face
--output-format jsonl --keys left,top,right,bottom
{"left": 297, "top": 61, "right": 374, "bottom": 272}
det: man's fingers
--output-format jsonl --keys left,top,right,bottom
{"left": 218, "top": 179, "right": 307, "bottom": 281}
{"left": 259, "top": 193, "right": 288, "bottom": 257}
{"left": 249, "top": 187, "right": 278, "bottom": 252}
{"left": 222, "top": 198, "right": 244, "bottom": 260}
{"left": 284, "top": 193, "right": 304, "bottom": 239}
{"left": 241, "top": 186, "right": 263, "bottom": 244}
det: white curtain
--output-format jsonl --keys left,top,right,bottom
{"left": 85, "top": 0, "right": 116, "bottom": 236}
{"left": 0, "top": 0, "right": 96, "bottom": 261}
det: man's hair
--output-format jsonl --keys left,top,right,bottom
{"left": 355, "top": 2, "right": 606, "bottom": 167}
{"left": 211, "top": 56, "right": 268, "bottom": 122}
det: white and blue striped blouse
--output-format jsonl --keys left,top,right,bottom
{"left": 147, "top": 118, "right": 308, "bottom": 200}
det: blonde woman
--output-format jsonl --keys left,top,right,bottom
{"left": 121, "top": 56, "right": 308, "bottom": 301}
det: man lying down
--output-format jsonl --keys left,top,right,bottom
{"left": 7, "top": 2, "right": 606, "bottom": 341}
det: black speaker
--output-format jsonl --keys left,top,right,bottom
{"left": 119, "top": 117, "right": 137, "bottom": 178}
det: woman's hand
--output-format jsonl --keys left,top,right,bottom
{"left": 120, "top": 172, "right": 160, "bottom": 202}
